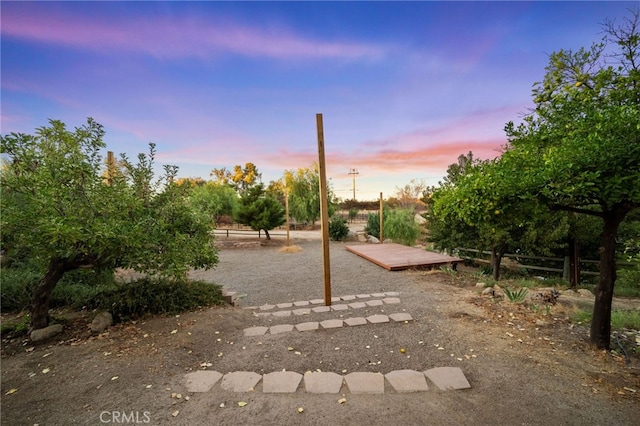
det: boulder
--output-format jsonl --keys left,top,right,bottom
{"left": 414, "top": 214, "right": 427, "bottom": 225}
{"left": 367, "top": 235, "right": 380, "bottom": 244}
{"left": 30, "top": 323, "right": 64, "bottom": 342}
{"left": 91, "top": 311, "right": 114, "bottom": 333}
{"left": 356, "top": 233, "right": 368, "bottom": 243}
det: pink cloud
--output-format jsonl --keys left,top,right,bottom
{"left": 2, "top": 7, "right": 387, "bottom": 61}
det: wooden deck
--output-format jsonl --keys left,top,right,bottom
{"left": 345, "top": 243, "right": 463, "bottom": 271}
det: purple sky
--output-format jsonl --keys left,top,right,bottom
{"left": 2, "top": 1, "right": 634, "bottom": 200}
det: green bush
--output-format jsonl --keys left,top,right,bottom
{"left": 0, "top": 267, "right": 40, "bottom": 311}
{"left": 384, "top": 208, "right": 421, "bottom": 246}
{"left": 615, "top": 268, "right": 640, "bottom": 298}
{"left": 365, "top": 212, "right": 380, "bottom": 239}
{"left": 51, "top": 268, "right": 118, "bottom": 309}
{"left": 88, "top": 277, "right": 225, "bottom": 320}
{"left": 329, "top": 216, "right": 350, "bottom": 241}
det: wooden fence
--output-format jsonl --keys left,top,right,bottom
{"left": 213, "top": 229, "right": 286, "bottom": 239}
{"left": 456, "top": 247, "right": 636, "bottom": 279}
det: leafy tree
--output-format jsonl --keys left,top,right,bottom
{"left": 428, "top": 157, "right": 568, "bottom": 280}
{"left": 393, "top": 179, "right": 427, "bottom": 211}
{"left": 503, "top": 9, "right": 640, "bottom": 348}
{"left": 0, "top": 119, "right": 218, "bottom": 330}
{"left": 285, "top": 164, "right": 337, "bottom": 225}
{"left": 188, "top": 182, "right": 238, "bottom": 226}
{"left": 234, "top": 183, "right": 285, "bottom": 239}
{"left": 210, "top": 162, "right": 261, "bottom": 192}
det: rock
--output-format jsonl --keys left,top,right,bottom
{"left": 535, "top": 319, "right": 548, "bottom": 327}
{"left": 577, "top": 289, "right": 593, "bottom": 297}
{"left": 414, "top": 214, "right": 427, "bottom": 225}
{"left": 367, "top": 235, "right": 380, "bottom": 244}
{"left": 356, "top": 233, "right": 368, "bottom": 243}
{"left": 347, "top": 231, "right": 358, "bottom": 241}
{"left": 481, "top": 286, "right": 504, "bottom": 298}
{"left": 481, "top": 287, "right": 494, "bottom": 296}
{"left": 91, "top": 311, "right": 114, "bottom": 333}
{"left": 476, "top": 282, "right": 486, "bottom": 288}
{"left": 30, "top": 324, "right": 64, "bottom": 342}
{"left": 382, "top": 238, "right": 393, "bottom": 244}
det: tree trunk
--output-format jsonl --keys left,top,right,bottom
{"left": 263, "top": 229, "right": 271, "bottom": 240}
{"left": 490, "top": 247, "right": 504, "bottom": 281}
{"left": 568, "top": 236, "right": 580, "bottom": 289}
{"left": 31, "top": 258, "right": 68, "bottom": 330}
{"left": 589, "top": 210, "right": 625, "bottom": 349}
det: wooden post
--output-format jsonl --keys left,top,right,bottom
{"left": 285, "top": 191, "right": 290, "bottom": 246}
{"left": 106, "top": 151, "right": 115, "bottom": 185}
{"left": 317, "top": 114, "right": 332, "bottom": 306}
{"left": 379, "top": 192, "right": 384, "bottom": 243}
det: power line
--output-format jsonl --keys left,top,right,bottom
{"left": 348, "top": 168, "right": 359, "bottom": 201}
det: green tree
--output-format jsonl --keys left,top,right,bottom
{"left": 285, "top": 164, "right": 337, "bottom": 225}
{"left": 503, "top": 9, "right": 640, "bottom": 348}
{"left": 189, "top": 182, "right": 238, "bottom": 226}
{"left": 234, "top": 183, "right": 285, "bottom": 239}
{"left": 428, "top": 157, "right": 568, "bottom": 280}
{"left": 210, "top": 162, "right": 261, "bottom": 192}
{"left": 0, "top": 119, "right": 218, "bottom": 330}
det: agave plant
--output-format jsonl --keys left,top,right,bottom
{"left": 504, "top": 287, "right": 528, "bottom": 303}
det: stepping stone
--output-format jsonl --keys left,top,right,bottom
{"left": 389, "top": 313, "right": 413, "bottom": 322}
{"left": 344, "top": 317, "right": 367, "bottom": 326}
{"left": 371, "top": 293, "right": 386, "bottom": 298}
{"left": 184, "top": 371, "right": 223, "bottom": 392}
{"left": 331, "top": 304, "right": 349, "bottom": 311}
{"left": 367, "top": 314, "right": 390, "bottom": 324}
{"left": 220, "top": 371, "right": 262, "bottom": 392}
{"left": 312, "top": 306, "right": 331, "bottom": 313}
{"left": 320, "top": 319, "right": 343, "bottom": 329}
{"left": 254, "top": 312, "right": 271, "bottom": 318}
{"left": 310, "top": 299, "right": 324, "bottom": 305}
{"left": 385, "top": 292, "right": 400, "bottom": 296}
{"left": 331, "top": 297, "right": 341, "bottom": 303}
{"left": 348, "top": 302, "right": 367, "bottom": 309}
{"left": 262, "top": 371, "right": 303, "bottom": 393}
{"left": 385, "top": 370, "right": 429, "bottom": 393}
{"left": 344, "top": 372, "right": 385, "bottom": 394}
{"left": 243, "top": 306, "right": 258, "bottom": 310}
{"left": 383, "top": 297, "right": 401, "bottom": 304}
{"left": 295, "top": 322, "right": 319, "bottom": 332}
{"left": 293, "top": 301, "right": 310, "bottom": 307}
{"left": 423, "top": 367, "right": 471, "bottom": 391}
{"left": 292, "top": 308, "right": 311, "bottom": 316}
{"left": 356, "top": 294, "right": 371, "bottom": 299}
{"left": 366, "top": 300, "right": 383, "bottom": 307}
{"left": 272, "top": 310, "right": 292, "bottom": 317}
{"left": 259, "top": 304, "right": 275, "bottom": 311}
{"left": 270, "top": 324, "right": 294, "bottom": 335}
{"left": 341, "top": 295, "right": 356, "bottom": 301}
{"left": 304, "top": 372, "right": 344, "bottom": 394}
{"left": 277, "top": 302, "right": 293, "bottom": 309}
{"left": 243, "top": 326, "right": 269, "bottom": 337}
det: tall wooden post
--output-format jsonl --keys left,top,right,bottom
{"left": 379, "top": 192, "right": 384, "bottom": 243}
{"left": 285, "top": 191, "right": 290, "bottom": 246}
{"left": 317, "top": 114, "right": 332, "bottom": 306}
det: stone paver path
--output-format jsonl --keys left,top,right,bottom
{"left": 202, "top": 291, "right": 471, "bottom": 398}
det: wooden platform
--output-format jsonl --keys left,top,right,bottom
{"left": 345, "top": 243, "right": 463, "bottom": 271}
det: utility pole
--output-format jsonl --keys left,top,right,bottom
{"left": 348, "top": 168, "right": 359, "bottom": 201}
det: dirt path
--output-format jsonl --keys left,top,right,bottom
{"left": 1, "top": 239, "right": 639, "bottom": 425}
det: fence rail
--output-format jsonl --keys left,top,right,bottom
{"left": 213, "top": 229, "right": 286, "bottom": 239}
{"left": 456, "top": 247, "right": 636, "bottom": 279}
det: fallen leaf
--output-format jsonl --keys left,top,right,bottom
{"left": 297, "top": 407, "right": 304, "bottom": 413}
{"left": 623, "top": 387, "right": 637, "bottom": 393}
{"left": 287, "top": 347, "right": 294, "bottom": 351}
{"left": 145, "top": 385, "right": 152, "bottom": 389}
{"left": 111, "top": 376, "right": 119, "bottom": 381}
{"left": 338, "top": 398, "right": 347, "bottom": 404}
{"left": 219, "top": 403, "right": 225, "bottom": 408}
{"left": 171, "top": 410, "right": 179, "bottom": 417}
{"left": 42, "top": 368, "right": 50, "bottom": 374}
{"left": 238, "top": 401, "right": 248, "bottom": 407}
{"left": 171, "top": 329, "right": 178, "bottom": 334}
{"left": 5, "top": 388, "right": 18, "bottom": 395}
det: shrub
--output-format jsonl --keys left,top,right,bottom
{"left": 0, "top": 267, "right": 40, "bottom": 312}
{"left": 328, "top": 216, "right": 350, "bottom": 241}
{"left": 503, "top": 287, "right": 528, "bottom": 303}
{"left": 365, "top": 212, "right": 380, "bottom": 239}
{"left": 348, "top": 208, "right": 359, "bottom": 223}
{"left": 615, "top": 268, "right": 640, "bottom": 298}
{"left": 88, "top": 277, "right": 225, "bottom": 320}
{"left": 384, "top": 208, "right": 421, "bottom": 246}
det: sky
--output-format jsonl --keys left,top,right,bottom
{"left": 1, "top": 1, "right": 636, "bottom": 201}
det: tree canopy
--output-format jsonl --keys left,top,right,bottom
{"left": 1, "top": 119, "right": 218, "bottom": 330}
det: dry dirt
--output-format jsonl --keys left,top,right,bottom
{"left": 1, "top": 238, "right": 639, "bottom": 426}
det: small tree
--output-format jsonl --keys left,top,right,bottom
{"left": 328, "top": 216, "right": 350, "bottom": 241}
{"left": 234, "top": 183, "right": 285, "bottom": 239}
{"left": 384, "top": 208, "right": 421, "bottom": 246}
{"left": 0, "top": 119, "right": 218, "bottom": 330}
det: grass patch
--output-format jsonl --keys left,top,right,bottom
{"left": 571, "top": 308, "right": 640, "bottom": 330}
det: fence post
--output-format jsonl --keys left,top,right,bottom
{"left": 563, "top": 256, "right": 569, "bottom": 280}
